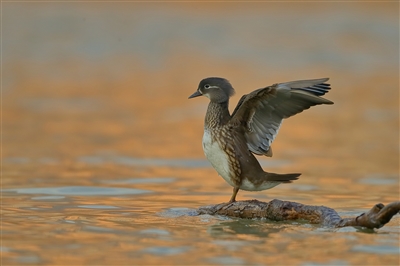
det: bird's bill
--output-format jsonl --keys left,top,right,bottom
{"left": 188, "top": 90, "right": 202, "bottom": 99}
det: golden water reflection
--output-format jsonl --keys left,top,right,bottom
{"left": 2, "top": 2, "right": 399, "bottom": 265}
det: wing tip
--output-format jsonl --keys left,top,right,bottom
{"left": 291, "top": 90, "right": 334, "bottom": 104}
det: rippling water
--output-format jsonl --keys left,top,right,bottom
{"left": 2, "top": 2, "right": 399, "bottom": 265}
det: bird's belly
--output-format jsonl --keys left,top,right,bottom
{"left": 202, "top": 130, "right": 235, "bottom": 187}
{"left": 239, "top": 178, "right": 280, "bottom": 191}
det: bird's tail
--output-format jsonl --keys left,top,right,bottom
{"left": 264, "top": 172, "right": 301, "bottom": 183}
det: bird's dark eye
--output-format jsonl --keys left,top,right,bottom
{"left": 204, "top": 84, "right": 210, "bottom": 89}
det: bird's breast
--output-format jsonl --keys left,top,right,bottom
{"left": 202, "top": 129, "right": 238, "bottom": 187}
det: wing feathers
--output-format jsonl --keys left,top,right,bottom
{"left": 230, "top": 78, "right": 333, "bottom": 157}
{"left": 291, "top": 90, "right": 333, "bottom": 105}
{"left": 281, "top": 78, "right": 329, "bottom": 89}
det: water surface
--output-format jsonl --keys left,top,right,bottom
{"left": 2, "top": 2, "right": 399, "bottom": 265}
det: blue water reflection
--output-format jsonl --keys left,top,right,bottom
{"left": 3, "top": 186, "right": 150, "bottom": 196}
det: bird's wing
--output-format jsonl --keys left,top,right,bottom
{"left": 230, "top": 78, "right": 333, "bottom": 157}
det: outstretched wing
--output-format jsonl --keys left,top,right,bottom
{"left": 230, "top": 78, "right": 333, "bottom": 157}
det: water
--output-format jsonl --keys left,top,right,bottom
{"left": 2, "top": 2, "right": 399, "bottom": 265}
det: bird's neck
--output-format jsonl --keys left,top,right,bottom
{"left": 205, "top": 101, "right": 231, "bottom": 129}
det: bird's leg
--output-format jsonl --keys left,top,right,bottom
{"left": 228, "top": 187, "right": 239, "bottom": 203}
{"left": 215, "top": 187, "right": 240, "bottom": 211}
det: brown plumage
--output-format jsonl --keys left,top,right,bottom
{"left": 189, "top": 77, "right": 333, "bottom": 203}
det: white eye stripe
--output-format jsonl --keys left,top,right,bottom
{"left": 204, "top": 84, "right": 218, "bottom": 89}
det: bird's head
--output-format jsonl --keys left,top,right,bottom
{"left": 188, "top": 77, "right": 235, "bottom": 103}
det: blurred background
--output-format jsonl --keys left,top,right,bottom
{"left": 2, "top": 2, "right": 399, "bottom": 265}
